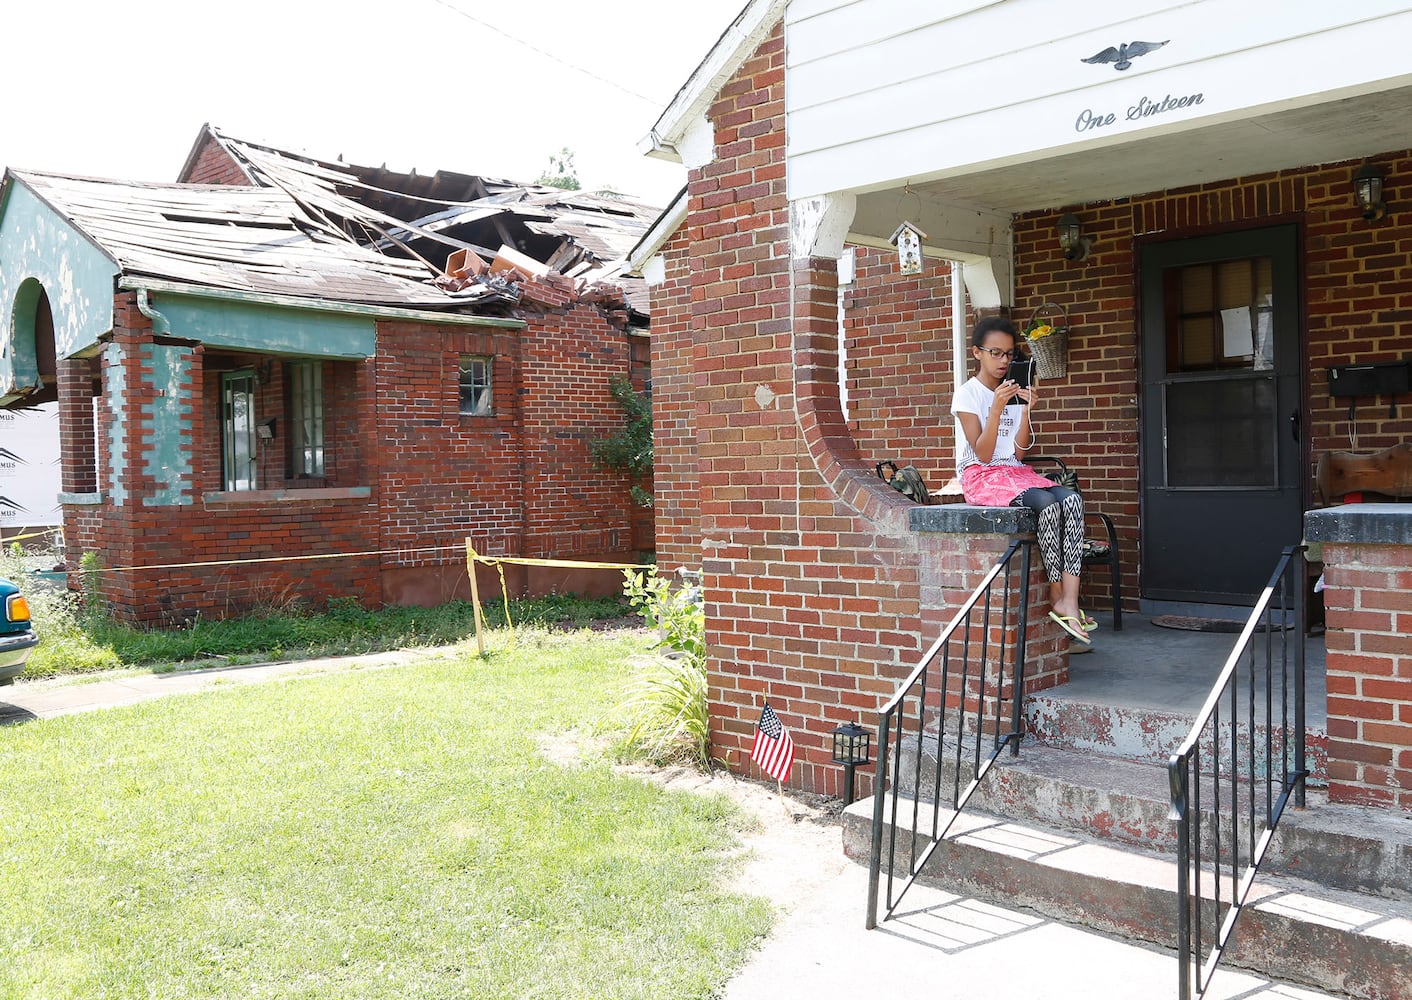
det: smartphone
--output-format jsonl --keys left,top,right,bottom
{"left": 1005, "top": 358, "right": 1035, "bottom": 405}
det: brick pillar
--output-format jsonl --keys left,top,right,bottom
{"left": 57, "top": 357, "right": 97, "bottom": 494}
{"left": 1307, "top": 505, "right": 1412, "bottom": 810}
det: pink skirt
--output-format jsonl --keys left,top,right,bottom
{"left": 961, "top": 462, "right": 1057, "bottom": 507}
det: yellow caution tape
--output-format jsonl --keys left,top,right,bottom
{"left": 467, "top": 553, "right": 649, "bottom": 572}
{"left": 2, "top": 528, "right": 62, "bottom": 545}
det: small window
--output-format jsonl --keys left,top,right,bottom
{"left": 288, "top": 361, "right": 325, "bottom": 477}
{"left": 459, "top": 355, "right": 493, "bottom": 416}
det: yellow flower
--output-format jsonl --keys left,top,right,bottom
{"left": 1028, "top": 324, "right": 1054, "bottom": 340}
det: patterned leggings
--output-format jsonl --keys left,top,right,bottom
{"left": 1011, "top": 486, "right": 1084, "bottom": 582}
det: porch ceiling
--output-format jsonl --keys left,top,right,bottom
{"left": 874, "top": 85, "right": 1412, "bottom": 217}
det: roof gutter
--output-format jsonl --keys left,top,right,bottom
{"left": 118, "top": 277, "right": 525, "bottom": 330}
{"left": 135, "top": 288, "right": 171, "bottom": 336}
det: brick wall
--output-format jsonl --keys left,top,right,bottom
{"left": 1321, "top": 541, "right": 1412, "bottom": 809}
{"left": 647, "top": 228, "right": 698, "bottom": 573}
{"left": 179, "top": 134, "right": 252, "bottom": 186}
{"left": 842, "top": 247, "right": 957, "bottom": 488}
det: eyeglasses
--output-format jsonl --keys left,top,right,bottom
{"left": 976, "top": 347, "right": 1017, "bottom": 360}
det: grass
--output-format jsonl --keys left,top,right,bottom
{"left": 16, "top": 579, "right": 635, "bottom": 680}
{"left": 0, "top": 629, "right": 772, "bottom": 998}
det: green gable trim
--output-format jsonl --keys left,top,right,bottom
{"left": 0, "top": 179, "right": 120, "bottom": 400}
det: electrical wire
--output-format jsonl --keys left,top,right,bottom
{"left": 426, "top": 0, "right": 662, "bottom": 106}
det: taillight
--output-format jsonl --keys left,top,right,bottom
{"left": 6, "top": 594, "right": 29, "bottom": 623}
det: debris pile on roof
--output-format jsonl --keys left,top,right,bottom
{"left": 195, "top": 127, "right": 657, "bottom": 319}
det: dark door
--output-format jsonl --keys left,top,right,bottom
{"left": 1139, "top": 225, "right": 1303, "bottom": 605}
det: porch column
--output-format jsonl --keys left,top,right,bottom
{"left": 56, "top": 357, "right": 97, "bottom": 496}
{"left": 1305, "top": 504, "right": 1412, "bottom": 810}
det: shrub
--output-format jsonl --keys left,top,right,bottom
{"left": 610, "top": 568, "right": 710, "bottom": 768}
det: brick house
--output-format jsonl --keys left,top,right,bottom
{"left": 629, "top": 0, "right": 1412, "bottom": 812}
{"left": 0, "top": 130, "right": 655, "bottom": 622}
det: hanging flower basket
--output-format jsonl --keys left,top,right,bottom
{"left": 1023, "top": 301, "right": 1070, "bottom": 380}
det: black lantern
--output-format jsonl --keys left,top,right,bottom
{"left": 830, "top": 720, "right": 872, "bottom": 805}
{"left": 1056, "top": 213, "right": 1091, "bottom": 262}
{"left": 1353, "top": 163, "right": 1386, "bottom": 221}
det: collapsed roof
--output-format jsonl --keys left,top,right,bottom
{"left": 184, "top": 127, "right": 658, "bottom": 317}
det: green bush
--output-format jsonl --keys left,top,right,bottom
{"left": 610, "top": 568, "right": 710, "bottom": 768}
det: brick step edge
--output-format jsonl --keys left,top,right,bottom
{"left": 844, "top": 794, "right": 1412, "bottom": 1000}
{"left": 893, "top": 738, "right": 1412, "bottom": 898}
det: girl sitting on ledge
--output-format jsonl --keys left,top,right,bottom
{"left": 951, "top": 316, "right": 1093, "bottom": 644}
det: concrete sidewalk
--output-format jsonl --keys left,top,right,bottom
{"left": 0, "top": 647, "right": 451, "bottom": 724}
{"left": 724, "top": 860, "right": 1338, "bottom": 1000}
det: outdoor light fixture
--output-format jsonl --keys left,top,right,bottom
{"left": 1353, "top": 163, "right": 1386, "bottom": 221}
{"left": 1057, "top": 214, "right": 1092, "bottom": 262}
{"left": 829, "top": 720, "right": 872, "bottom": 806}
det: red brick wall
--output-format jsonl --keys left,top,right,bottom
{"left": 179, "top": 134, "right": 252, "bottom": 186}
{"left": 842, "top": 247, "right": 957, "bottom": 490}
{"left": 648, "top": 227, "right": 698, "bottom": 573}
{"left": 1321, "top": 541, "right": 1412, "bottom": 809}
{"left": 519, "top": 303, "right": 637, "bottom": 565}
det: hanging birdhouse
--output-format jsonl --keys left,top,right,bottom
{"left": 889, "top": 220, "right": 927, "bottom": 276}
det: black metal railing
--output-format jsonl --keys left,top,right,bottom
{"left": 866, "top": 538, "right": 1034, "bottom": 928}
{"left": 1168, "top": 545, "right": 1309, "bottom": 1000}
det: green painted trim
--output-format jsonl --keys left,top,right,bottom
{"left": 121, "top": 278, "right": 524, "bottom": 330}
{"left": 152, "top": 296, "right": 375, "bottom": 359}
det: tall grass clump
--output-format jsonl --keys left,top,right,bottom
{"left": 0, "top": 545, "right": 121, "bottom": 677}
{"left": 610, "top": 567, "right": 711, "bottom": 768}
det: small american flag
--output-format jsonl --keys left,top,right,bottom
{"left": 750, "top": 703, "right": 795, "bottom": 782}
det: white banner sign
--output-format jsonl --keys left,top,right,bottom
{"left": 0, "top": 402, "right": 62, "bottom": 528}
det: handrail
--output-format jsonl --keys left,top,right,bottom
{"left": 1168, "top": 545, "right": 1309, "bottom": 999}
{"left": 866, "top": 537, "right": 1033, "bottom": 928}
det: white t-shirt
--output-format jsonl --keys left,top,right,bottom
{"left": 951, "top": 375, "right": 1025, "bottom": 475}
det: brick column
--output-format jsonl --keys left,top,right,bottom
{"left": 1306, "top": 504, "right": 1412, "bottom": 810}
{"left": 57, "top": 357, "right": 97, "bottom": 495}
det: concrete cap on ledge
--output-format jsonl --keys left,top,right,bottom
{"left": 910, "top": 504, "right": 1037, "bottom": 534}
{"left": 1304, "top": 503, "right": 1412, "bottom": 546}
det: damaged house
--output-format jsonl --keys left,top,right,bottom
{"left": 0, "top": 125, "right": 656, "bottom": 621}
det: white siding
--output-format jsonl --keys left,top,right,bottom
{"left": 785, "top": 0, "right": 1412, "bottom": 199}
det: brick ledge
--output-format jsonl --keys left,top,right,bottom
{"left": 202, "top": 486, "right": 372, "bottom": 505}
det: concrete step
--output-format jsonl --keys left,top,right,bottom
{"left": 892, "top": 737, "right": 1410, "bottom": 898}
{"left": 843, "top": 795, "right": 1412, "bottom": 1000}
{"left": 1024, "top": 690, "right": 1330, "bottom": 785}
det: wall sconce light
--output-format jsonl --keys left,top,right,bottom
{"left": 1057, "top": 214, "right": 1092, "bottom": 262}
{"left": 256, "top": 359, "right": 275, "bottom": 385}
{"left": 1353, "top": 163, "right": 1386, "bottom": 221}
{"left": 829, "top": 720, "right": 872, "bottom": 805}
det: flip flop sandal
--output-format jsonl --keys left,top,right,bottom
{"left": 1078, "top": 611, "right": 1098, "bottom": 632}
{"left": 1048, "top": 610, "right": 1093, "bottom": 644}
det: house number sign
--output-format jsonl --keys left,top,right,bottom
{"left": 1074, "top": 91, "right": 1205, "bottom": 134}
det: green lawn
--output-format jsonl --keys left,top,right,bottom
{"left": 0, "top": 631, "right": 772, "bottom": 998}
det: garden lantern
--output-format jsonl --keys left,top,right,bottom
{"left": 830, "top": 720, "right": 872, "bottom": 805}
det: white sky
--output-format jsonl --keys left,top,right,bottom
{"left": 0, "top": 0, "right": 748, "bottom": 208}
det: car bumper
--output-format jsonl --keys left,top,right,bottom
{"left": 0, "top": 629, "right": 38, "bottom": 682}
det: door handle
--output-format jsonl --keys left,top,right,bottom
{"left": 1289, "top": 410, "right": 1300, "bottom": 443}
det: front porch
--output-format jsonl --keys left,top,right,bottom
{"left": 1030, "top": 609, "right": 1329, "bottom": 780}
